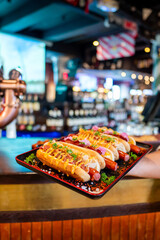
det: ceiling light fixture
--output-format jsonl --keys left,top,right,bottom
{"left": 73, "top": 86, "right": 80, "bottom": 92}
{"left": 145, "top": 80, "right": 150, "bottom": 85}
{"left": 144, "top": 47, "right": 150, "bottom": 53}
{"left": 131, "top": 73, "right": 136, "bottom": 79}
{"left": 121, "top": 71, "right": 126, "bottom": 77}
{"left": 150, "top": 76, "right": 154, "bottom": 82}
{"left": 93, "top": 40, "right": 99, "bottom": 46}
{"left": 138, "top": 74, "right": 143, "bottom": 80}
{"left": 144, "top": 76, "right": 149, "bottom": 81}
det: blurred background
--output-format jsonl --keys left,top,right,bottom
{"left": 0, "top": 0, "right": 160, "bottom": 139}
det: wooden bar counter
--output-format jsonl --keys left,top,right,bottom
{"left": 0, "top": 137, "right": 160, "bottom": 240}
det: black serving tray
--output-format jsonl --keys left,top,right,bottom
{"left": 16, "top": 141, "right": 152, "bottom": 199}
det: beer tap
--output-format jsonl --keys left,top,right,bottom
{"left": 0, "top": 69, "right": 26, "bottom": 129}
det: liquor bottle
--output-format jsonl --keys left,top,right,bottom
{"left": 79, "top": 109, "right": 84, "bottom": 127}
{"left": 75, "top": 109, "right": 80, "bottom": 128}
{"left": 57, "top": 110, "right": 64, "bottom": 131}
{"left": 67, "top": 109, "right": 74, "bottom": 129}
{"left": 34, "top": 94, "right": 40, "bottom": 111}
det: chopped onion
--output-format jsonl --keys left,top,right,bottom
{"left": 92, "top": 125, "right": 99, "bottom": 131}
{"left": 79, "top": 138, "right": 91, "bottom": 146}
{"left": 104, "top": 130, "right": 113, "bottom": 134}
{"left": 120, "top": 132, "right": 129, "bottom": 142}
{"left": 96, "top": 146, "right": 107, "bottom": 155}
{"left": 64, "top": 136, "right": 73, "bottom": 141}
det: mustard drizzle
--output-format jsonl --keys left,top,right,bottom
{"left": 42, "top": 142, "right": 91, "bottom": 174}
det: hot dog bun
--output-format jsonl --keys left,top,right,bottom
{"left": 36, "top": 148, "right": 90, "bottom": 182}
{"left": 116, "top": 138, "right": 130, "bottom": 152}
{"left": 76, "top": 129, "right": 120, "bottom": 160}
{"left": 101, "top": 134, "right": 130, "bottom": 153}
{"left": 59, "top": 141, "right": 105, "bottom": 169}
{"left": 128, "top": 136, "right": 136, "bottom": 145}
{"left": 36, "top": 141, "right": 101, "bottom": 182}
{"left": 65, "top": 134, "right": 116, "bottom": 162}
{"left": 100, "top": 134, "right": 126, "bottom": 152}
{"left": 107, "top": 145, "right": 119, "bottom": 160}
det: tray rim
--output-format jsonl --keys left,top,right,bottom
{"left": 15, "top": 141, "right": 153, "bottom": 199}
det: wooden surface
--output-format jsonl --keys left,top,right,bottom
{"left": 1, "top": 178, "right": 160, "bottom": 222}
{"left": 1, "top": 212, "right": 160, "bottom": 240}
{"left": 1, "top": 179, "right": 160, "bottom": 211}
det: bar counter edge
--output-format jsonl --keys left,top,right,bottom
{"left": 0, "top": 178, "right": 160, "bottom": 223}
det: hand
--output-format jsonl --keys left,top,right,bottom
{"left": 127, "top": 150, "right": 160, "bottom": 179}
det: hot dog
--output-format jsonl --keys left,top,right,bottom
{"left": 118, "top": 150, "right": 130, "bottom": 162}
{"left": 104, "top": 157, "right": 118, "bottom": 171}
{"left": 89, "top": 168, "right": 101, "bottom": 181}
{"left": 130, "top": 144, "right": 141, "bottom": 155}
{"left": 36, "top": 140, "right": 101, "bottom": 182}
{"left": 60, "top": 141, "right": 106, "bottom": 169}
{"left": 70, "top": 128, "right": 127, "bottom": 161}
{"left": 95, "top": 126, "right": 136, "bottom": 145}
{"left": 62, "top": 137, "right": 117, "bottom": 171}
{"left": 69, "top": 127, "right": 139, "bottom": 163}
{"left": 71, "top": 128, "right": 119, "bottom": 160}
{"left": 92, "top": 126, "right": 131, "bottom": 152}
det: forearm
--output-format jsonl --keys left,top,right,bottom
{"left": 127, "top": 151, "right": 160, "bottom": 179}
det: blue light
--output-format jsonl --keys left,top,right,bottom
{"left": 99, "top": 5, "right": 110, "bottom": 12}
{"left": 76, "top": 73, "right": 97, "bottom": 92}
{"left": 99, "top": 5, "right": 117, "bottom": 12}
{"left": 111, "top": 7, "right": 117, "bottom": 12}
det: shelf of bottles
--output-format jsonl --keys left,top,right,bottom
{"left": 17, "top": 94, "right": 65, "bottom": 132}
{"left": 16, "top": 90, "right": 148, "bottom": 133}
{"left": 16, "top": 94, "right": 108, "bottom": 133}
{"left": 108, "top": 109, "right": 128, "bottom": 122}
{"left": 10, "top": 95, "right": 152, "bottom": 135}
{"left": 46, "top": 109, "right": 64, "bottom": 132}
{"left": 17, "top": 94, "right": 46, "bottom": 132}
{"left": 66, "top": 108, "right": 108, "bottom": 132}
